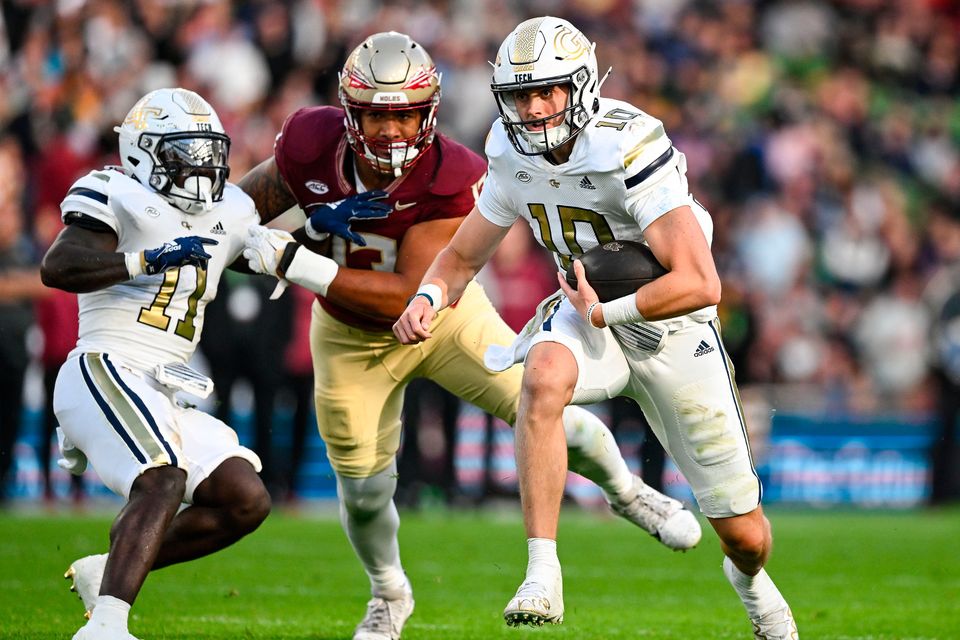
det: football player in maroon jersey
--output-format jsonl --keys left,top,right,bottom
{"left": 239, "top": 32, "right": 700, "bottom": 640}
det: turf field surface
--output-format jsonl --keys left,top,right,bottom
{"left": 1, "top": 506, "right": 957, "bottom": 639}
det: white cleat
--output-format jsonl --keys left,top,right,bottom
{"left": 503, "top": 576, "right": 564, "bottom": 627}
{"left": 64, "top": 554, "right": 108, "bottom": 619}
{"left": 750, "top": 606, "right": 799, "bottom": 640}
{"left": 353, "top": 590, "right": 415, "bottom": 640}
{"left": 72, "top": 621, "right": 141, "bottom": 640}
{"left": 609, "top": 476, "right": 702, "bottom": 551}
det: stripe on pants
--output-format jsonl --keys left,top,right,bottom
{"left": 706, "top": 320, "right": 761, "bottom": 500}
{"left": 83, "top": 353, "right": 172, "bottom": 465}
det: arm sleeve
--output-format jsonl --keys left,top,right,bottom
{"left": 63, "top": 212, "right": 116, "bottom": 233}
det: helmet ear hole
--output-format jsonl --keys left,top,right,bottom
{"left": 127, "top": 156, "right": 140, "bottom": 167}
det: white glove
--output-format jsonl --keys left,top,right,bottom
{"left": 243, "top": 225, "right": 295, "bottom": 277}
{"left": 56, "top": 427, "right": 87, "bottom": 476}
{"left": 244, "top": 224, "right": 340, "bottom": 298}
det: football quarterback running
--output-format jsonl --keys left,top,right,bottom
{"left": 42, "top": 87, "right": 377, "bottom": 640}
{"left": 394, "top": 16, "right": 798, "bottom": 639}
{"left": 239, "top": 31, "right": 700, "bottom": 640}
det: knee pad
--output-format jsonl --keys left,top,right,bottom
{"left": 336, "top": 462, "right": 398, "bottom": 521}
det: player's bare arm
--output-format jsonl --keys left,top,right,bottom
{"left": 325, "top": 215, "right": 464, "bottom": 323}
{"left": 40, "top": 223, "right": 126, "bottom": 293}
{"left": 429, "top": 207, "right": 511, "bottom": 303}
{"left": 632, "top": 205, "right": 721, "bottom": 320}
{"left": 394, "top": 207, "right": 509, "bottom": 345}
{"left": 237, "top": 156, "right": 297, "bottom": 224}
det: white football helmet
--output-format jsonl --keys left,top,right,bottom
{"left": 115, "top": 88, "right": 230, "bottom": 213}
{"left": 491, "top": 17, "right": 602, "bottom": 155}
{"left": 339, "top": 31, "right": 441, "bottom": 177}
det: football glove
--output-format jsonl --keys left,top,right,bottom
{"left": 243, "top": 225, "right": 340, "bottom": 298}
{"left": 304, "top": 190, "right": 392, "bottom": 247}
{"left": 243, "top": 225, "right": 296, "bottom": 277}
{"left": 141, "top": 236, "right": 218, "bottom": 275}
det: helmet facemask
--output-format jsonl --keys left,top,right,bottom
{"left": 142, "top": 131, "right": 231, "bottom": 213}
{"left": 341, "top": 100, "right": 439, "bottom": 178}
{"left": 492, "top": 67, "right": 594, "bottom": 156}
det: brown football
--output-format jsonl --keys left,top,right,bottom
{"left": 565, "top": 240, "right": 667, "bottom": 302}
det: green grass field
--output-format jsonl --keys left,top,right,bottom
{"left": 1, "top": 505, "right": 958, "bottom": 639}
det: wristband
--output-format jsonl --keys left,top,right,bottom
{"left": 124, "top": 251, "right": 145, "bottom": 279}
{"left": 304, "top": 216, "right": 331, "bottom": 242}
{"left": 276, "top": 242, "right": 300, "bottom": 279}
{"left": 283, "top": 245, "right": 339, "bottom": 296}
{"left": 601, "top": 293, "right": 646, "bottom": 326}
{"left": 586, "top": 301, "right": 603, "bottom": 328}
{"left": 412, "top": 283, "right": 443, "bottom": 312}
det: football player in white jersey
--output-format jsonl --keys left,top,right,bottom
{"left": 40, "top": 88, "right": 273, "bottom": 640}
{"left": 395, "top": 17, "right": 798, "bottom": 639}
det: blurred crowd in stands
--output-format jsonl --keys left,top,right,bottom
{"left": 2, "top": 0, "right": 959, "bottom": 503}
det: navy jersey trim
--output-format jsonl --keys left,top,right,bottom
{"left": 624, "top": 146, "right": 675, "bottom": 190}
{"left": 67, "top": 186, "right": 109, "bottom": 205}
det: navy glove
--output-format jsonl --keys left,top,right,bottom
{"left": 305, "top": 190, "right": 392, "bottom": 247}
{"left": 142, "top": 236, "right": 218, "bottom": 275}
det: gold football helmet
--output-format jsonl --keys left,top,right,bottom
{"left": 339, "top": 31, "right": 441, "bottom": 176}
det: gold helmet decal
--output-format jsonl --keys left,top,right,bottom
{"left": 510, "top": 17, "right": 546, "bottom": 71}
{"left": 554, "top": 26, "right": 589, "bottom": 61}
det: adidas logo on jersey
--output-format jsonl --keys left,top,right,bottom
{"left": 693, "top": 340, "right": 714, "bottom": 357}
{"left": 209, "top": 221, "right": 226, "bottom": 235}
{"left": 579, "top": 176, "right": 596, "bottom": 190}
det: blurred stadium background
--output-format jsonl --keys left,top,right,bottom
{"left": 2, "top": 0, "right": 960, "bottom": 512}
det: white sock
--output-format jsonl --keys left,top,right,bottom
{"left": 562, "top": 406, "right": 634, "bottom": 502}
{"left": 525, "top": 537, "right": 561, "bottom": 583}
{"left": 723, "top": 556, "right": 788, "bottom": 619}
{"left": 337, "top": 469, "right": 409, "bottom": 601}
{"left": 87, "top": 595, "right": 130, "bottom": 629}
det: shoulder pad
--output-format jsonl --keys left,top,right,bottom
{"left": 220, "top": 183, "right": 259, "bottom": 221}
{"left": 61, "top": 169, "right": 118, "bottom": 223}
{"left": 617, "top": 110, "right": 672, "bottom": 176}
{"left": 276, "top": 106, "right": 345, "bottom": 166}
{"left": 428, "top": 134, "right": 487, "bottom": 196}
{"left": 483, "top": 120, "right": 512, "bottom": 161}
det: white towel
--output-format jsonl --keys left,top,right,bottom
{"left": 484, "top": 290, "right": 564, "bottom": 372}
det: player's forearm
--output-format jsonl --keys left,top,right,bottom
{"left": 422, "top": 245, "right": 481, "bottom": 308}
{"left": 633, "top": 270, "right": 721, "bottom": 321}
{"left": 324, "top": 268, "right": 417, "bottom": 322}
{"left": 41, "top": 244, "right": 130, "bottom": 293}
